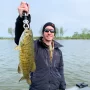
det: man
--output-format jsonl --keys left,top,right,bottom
{"left": 14, "top": 2, "right": 66, "bottom": 90}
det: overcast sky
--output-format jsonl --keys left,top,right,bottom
{"left": 0, "top": 0, "right": 90, "bottom": 37}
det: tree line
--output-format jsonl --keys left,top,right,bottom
{"left": 55, "top": 27, "right": 90, "bottom": 39}
{"left": 7, "top": 27, "right": 90, "bottom": 39}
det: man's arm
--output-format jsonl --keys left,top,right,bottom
{"left": 14, "top": 14, "right": 31, "bottom": 45}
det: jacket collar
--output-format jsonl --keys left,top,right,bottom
{"left": 38, "top": 37, "right": 63, "bottom": 48}
{"left": 54, "top": 40, "right": 63, "bottom": 48}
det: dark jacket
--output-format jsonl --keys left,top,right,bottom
{"left": 14, "top": 15, "right": 66, "bottom": 90}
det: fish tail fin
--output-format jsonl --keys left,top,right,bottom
{"left": 19, "top": 76, "right": 25, "bottom": 82}
{"left": 19, "top": 77, "right": 31, "bottom": 85}
{"left": 26, "top": 78, "right": 31, "bottom": 85}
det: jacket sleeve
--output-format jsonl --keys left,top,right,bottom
{"left": 59, "top": 50, "right": 66, "bottom": 90}
{"left": 14, "top": 14, "right": 31, "bottom": 45}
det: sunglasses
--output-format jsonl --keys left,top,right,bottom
{"left": 44, "top": 29, "right": 55, "bottom": 33}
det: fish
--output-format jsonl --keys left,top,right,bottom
{"left": 15, "top": 28, "right": 36, "bottom": 85}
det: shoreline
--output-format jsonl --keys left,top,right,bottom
{"left": 0, "top": 37, "right": 90, "bottom": 40}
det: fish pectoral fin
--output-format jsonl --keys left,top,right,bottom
{"left": 15, "top": 46, "right": 21, "bottom": 50}
{"left": 26, "top": 78, "right": 31, "bottom": 85}
{"left": 18, "top": 63, "right": 22, "bottom": 73}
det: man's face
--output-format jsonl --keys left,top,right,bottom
{"left": 43, "top": 26, "right": 55, "bottom": 41}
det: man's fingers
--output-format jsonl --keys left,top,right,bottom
{"left": 17, "top": 2, "right": 29, "bottom": 17}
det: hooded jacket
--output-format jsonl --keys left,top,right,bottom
{"left": 14, "top": 15, "right": 66, "bottom": 90}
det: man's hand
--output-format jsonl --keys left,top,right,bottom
{"left": 18, "top": 1, "right": 29, "bottom": 17}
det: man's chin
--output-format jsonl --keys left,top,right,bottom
{"left": 46, "top": 39, "right": 52, "bottom": 41}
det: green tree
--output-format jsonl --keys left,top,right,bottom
{"left": 72, "top": 32, "right": 79, "bottom": 39}
{"left": 8, "top": 27, "right": 14, "bottom": 37}
{"left": 39, "top": 26, "right": 43, "bottom": 36}
{"left": 81, "top": 28, "right": 88, "bottom": 39}
{"left": 55, "top": 27, "right": 59, "bottom": 37}
{"left": 60, "top": 27, "right": 64, "bottom": 38}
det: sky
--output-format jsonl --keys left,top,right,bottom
{"left": 0, "top": 0, "right": 90, "bottom": 37}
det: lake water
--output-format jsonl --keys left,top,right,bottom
{"left": 0, "top": 39, "right": 90, "bottom": 90}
